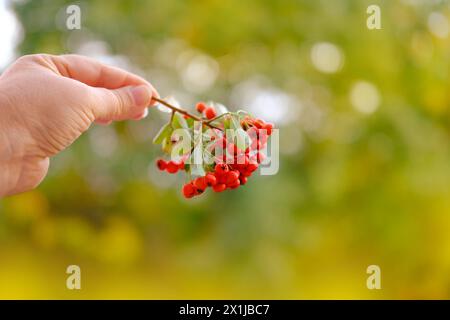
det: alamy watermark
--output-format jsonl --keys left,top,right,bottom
{"left": 66, "top": 265, "right": 81, "bottom": 290}
{"left": 66, "top": 4, "right": 81, "bottom": 30}
{"left": 366, "top": 265, "right": 381, "bottom": 290}
{"left": 367, "top": 5, "right": 382, "bottom": 30}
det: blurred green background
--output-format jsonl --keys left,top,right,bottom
{"left": 0, "top": 0, "right": 450, "bottom": 299}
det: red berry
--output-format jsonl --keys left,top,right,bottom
{"left": 205, "top": 173, "right": 217, "bottom": 186}
{"left": 247, "top": 162, "right": 259, "bottom": 172}
{"left": 263, "top": 123, "right": 273, "bottom": 135}
{"left": 196, "top": 102, "right": 206, "bottom": 113}
{"left": 166, "top": 161, "right": 179, "bottom": 173}
{"left": 225, "top": 170, "right": 240, "bottom": 185}
{"left": 228, "top": 178, "right": 241, "bottom": 189}
{"left": 193, "top": 177, "right": 208, "bottom": 191}
{"left": 216, "top": 172, "right": 227, "bottom": 184}
{"left": 204, "top": 107, "right": 216, "bottom": 120}
{"left": 254, "top": 119, "right": 265, "bottom": 129}
{"left": 156, "top": 159, "right": 167, "bottom": 170}
{"left": 212, "top": 183, "right": 226, "bottom": 192}
{"left": 241, "top": 170, "right": 252, "bottom": 177}
{"left": 215, "top": 163, "right": 229, "bottom": 174}
{"left": 177, "top": 161, "right": 185, "bottom": 170}
{"left": 239, "top": 176, "right": 248, "bottom": 185}
{"left": 182, "top": 183, "right": 195, "bottom": 198}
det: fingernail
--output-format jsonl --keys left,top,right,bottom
{"left": 130, "top": 85, "right": 151, "bottom": 107}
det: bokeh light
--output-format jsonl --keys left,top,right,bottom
{"left": 310, "top": 42, "right": 344, "bottom": 74}
{"left": 349, "top": 81, "right": 380, "bottom": 114}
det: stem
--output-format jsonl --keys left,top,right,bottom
{"left": 204, "top": 112, "right": 229, "bottom": 124}
{"left": 153, "top": 97, "right": 221, "bottom": 130}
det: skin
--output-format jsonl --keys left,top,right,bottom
{"left": 0, "top": 54, "right": 159, "bottom": 197}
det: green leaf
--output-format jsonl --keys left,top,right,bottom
{"left": 185, "top": 117, "right": 194, "bottom": 127}
{"left": 172, "top": 112, "right": 188, "bottom": 129}
{"left": 162, "top": 137, "right": 173, "bottom": 153}
{"left": 153, "top": 123, "right": 173, "bottom": 144}
{"left": 223, "top": 115, "right": 232, "bottom": 130}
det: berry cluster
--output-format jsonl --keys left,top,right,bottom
{"left": 156, "top": 159, "right": 185, "bottom": 174}
{"left": 152, "top": 98, "right": 274, "bottom": 199}
{"left": 181, "top": 161, "right": 258, "bottom": 198}
{"left": 180, "top": 116, "right": 273, "bottom": 198}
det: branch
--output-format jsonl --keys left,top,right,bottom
{"left": 152, "top": 97, "right": 221, "bottom": 130}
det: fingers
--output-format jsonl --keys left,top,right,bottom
{"left": 90, "top": 84, "right": 153, "bottom": 122}
{"left": 48, "top": 54, "right": 159, "bottom": 122}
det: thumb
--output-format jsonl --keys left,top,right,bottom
{"left": 90, "top": 85, "right": 154, "bottom": 122}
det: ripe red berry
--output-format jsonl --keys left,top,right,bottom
{"left": 239, "top": 176, "right": 248, "bottom": 185}
{"left": 254, "top": 119, "right": 265, "bottom": 129}
{"left": 182, "top": 183, "right": 195, "bottom": 198}
{"left": 228, "top": 178, "right": 241, "bottom": 189}
{"left": 263, "top": 123, "right": 273, "bottom": 135}
{"left": 166, "top": 161, "right": 179, "bottom": 173}
{"left": 193, "top": 177, "right": 208, "bottom": 191}
{"left": 212, "top": 183, "right": 226, "bottom": 192}
{"left": 215, "top": 163, "right": 229, "bottom": 174}
{"left": 205, "top": 173, "right": 217, "bottom": 187}
{"left": 216, "top": 172, "right": 227, "bottom": 184}
{"left": 204, "top": 107, "right": 216, "bottom": 120}
{"left": 247, "top": 162, "right": 259, "bottom": 172}
{"left": 156, "top": 159, "right": 167, "bottom": 170}
{"left": 241, "top": 170, "right": 252, "bottom": 177}
{"left": 225, "top": 170, "right": 240, "bottom": 185}
{"left": 196, "top": 102, "right": 206, "bottom": 113}
{"left": 177, "top": 161, "right": 185, "bottom": 170}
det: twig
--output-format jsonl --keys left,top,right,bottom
{"left": 153, "top": 97, "right": 221, "bottom": 130}
{"left": 204, "top": 112, "right": 229, "bottom": 124}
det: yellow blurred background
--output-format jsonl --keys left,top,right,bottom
{"left": 0, "top": 0, "right": 449, "bottom": 299}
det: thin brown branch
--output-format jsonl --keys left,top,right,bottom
{"left": 152, "top": 97, "right": 221, "bottom": 130}
{"left": 204, "top": 112, "right": 229, "bottom": 125}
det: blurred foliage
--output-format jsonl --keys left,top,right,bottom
{"left": 0, "top": 0, "right": 450, "bottom": 299}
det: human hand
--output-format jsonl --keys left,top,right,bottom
{"left": 0, "top": 54, "right": 159, "bottom": 197}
